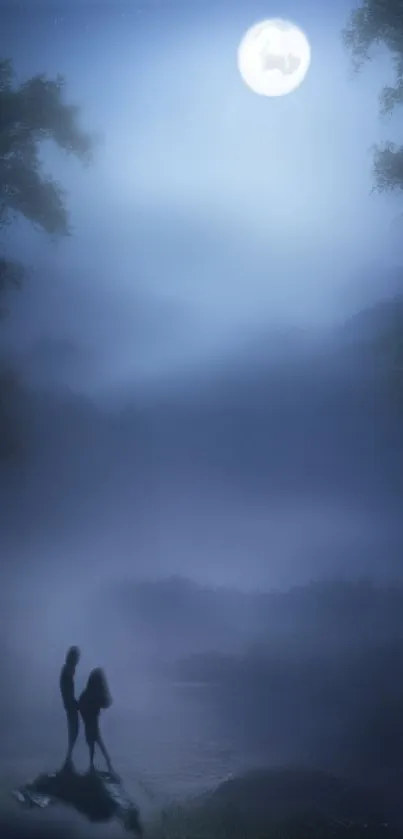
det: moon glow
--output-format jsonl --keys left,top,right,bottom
{"left": 238, "top": 19, "right": 311, "bottom": 97}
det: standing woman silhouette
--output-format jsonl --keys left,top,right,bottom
{"left": 78, "top": 668, "right": 114, "bottom": 775}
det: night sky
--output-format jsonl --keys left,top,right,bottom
{"left": 1, "top": 0, "right": 403, "bottom": 702}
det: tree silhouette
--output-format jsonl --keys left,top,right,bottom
{"left": 343, "top": 0, "right": 403, "bottom": 193}
{"left": 0, "top": 58, "right": 94, "bottom": 461}
{"left": 343, "top": 2, "right": 403, "bottom": 396}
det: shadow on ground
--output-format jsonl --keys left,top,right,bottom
{"left": 10, "top": 764, "right": 403, "bottom": 839}
{"left": 14, "top": 765, "right": 142, "bottom": 835}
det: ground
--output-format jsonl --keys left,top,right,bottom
{"left": 2, "top": 762, "right": 402, "bottom": 839}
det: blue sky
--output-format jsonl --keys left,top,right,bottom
{"left": 1, "top": 0, "right": 402, "bottom": 391}
{"left": 1, "top": 1, "right": 403, "bottom": 605}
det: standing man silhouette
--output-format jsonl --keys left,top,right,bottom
{"left": 60, "top": 646, "right": 81, "bottom": 768}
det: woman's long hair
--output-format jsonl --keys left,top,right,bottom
{"left": 86, "top": 667, "right": 112, "bottom": 710}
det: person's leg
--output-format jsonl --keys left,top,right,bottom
{"left": 95, "top": 723, "right": 113, "bottom": 773}
{"left": 88, "top": 737, "right": 95, "bottom": 770}
{"left": 69, "top": 708, "right": 79, "bottom": 758}
{"left": 85, "top": 723, "right": 96, "bottom": 771}
{"left": 65, "top": 708, "right": 79, "bottom": 764}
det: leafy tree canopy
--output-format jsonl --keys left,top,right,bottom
{"left": 343, "top": 2, "right": 403, "bottom": 398}
{"left": 0, "top": 57, "right": 94, "bottom": 462}
{"left": 0, "top": 57, "right": 93, "bottom": 237}
{"left": 343, "top": 0, "right": 403, "bottom": 192}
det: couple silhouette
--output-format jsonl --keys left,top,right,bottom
{"left": 13, "top": 647, "right": 143, "bottom": 835}
{"left": 60, "top": 646, "right": 114, "bottom": 775}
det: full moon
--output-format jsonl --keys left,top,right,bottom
{"left": 238, "top": 18, "right": 311, "bottom": 97}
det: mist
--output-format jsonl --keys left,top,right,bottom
{"left": 2, "top": 0, "right": 403, "bottom": 836}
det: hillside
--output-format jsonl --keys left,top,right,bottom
{"left": 150, "top": 767, "right": 399, "bottom": 839}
